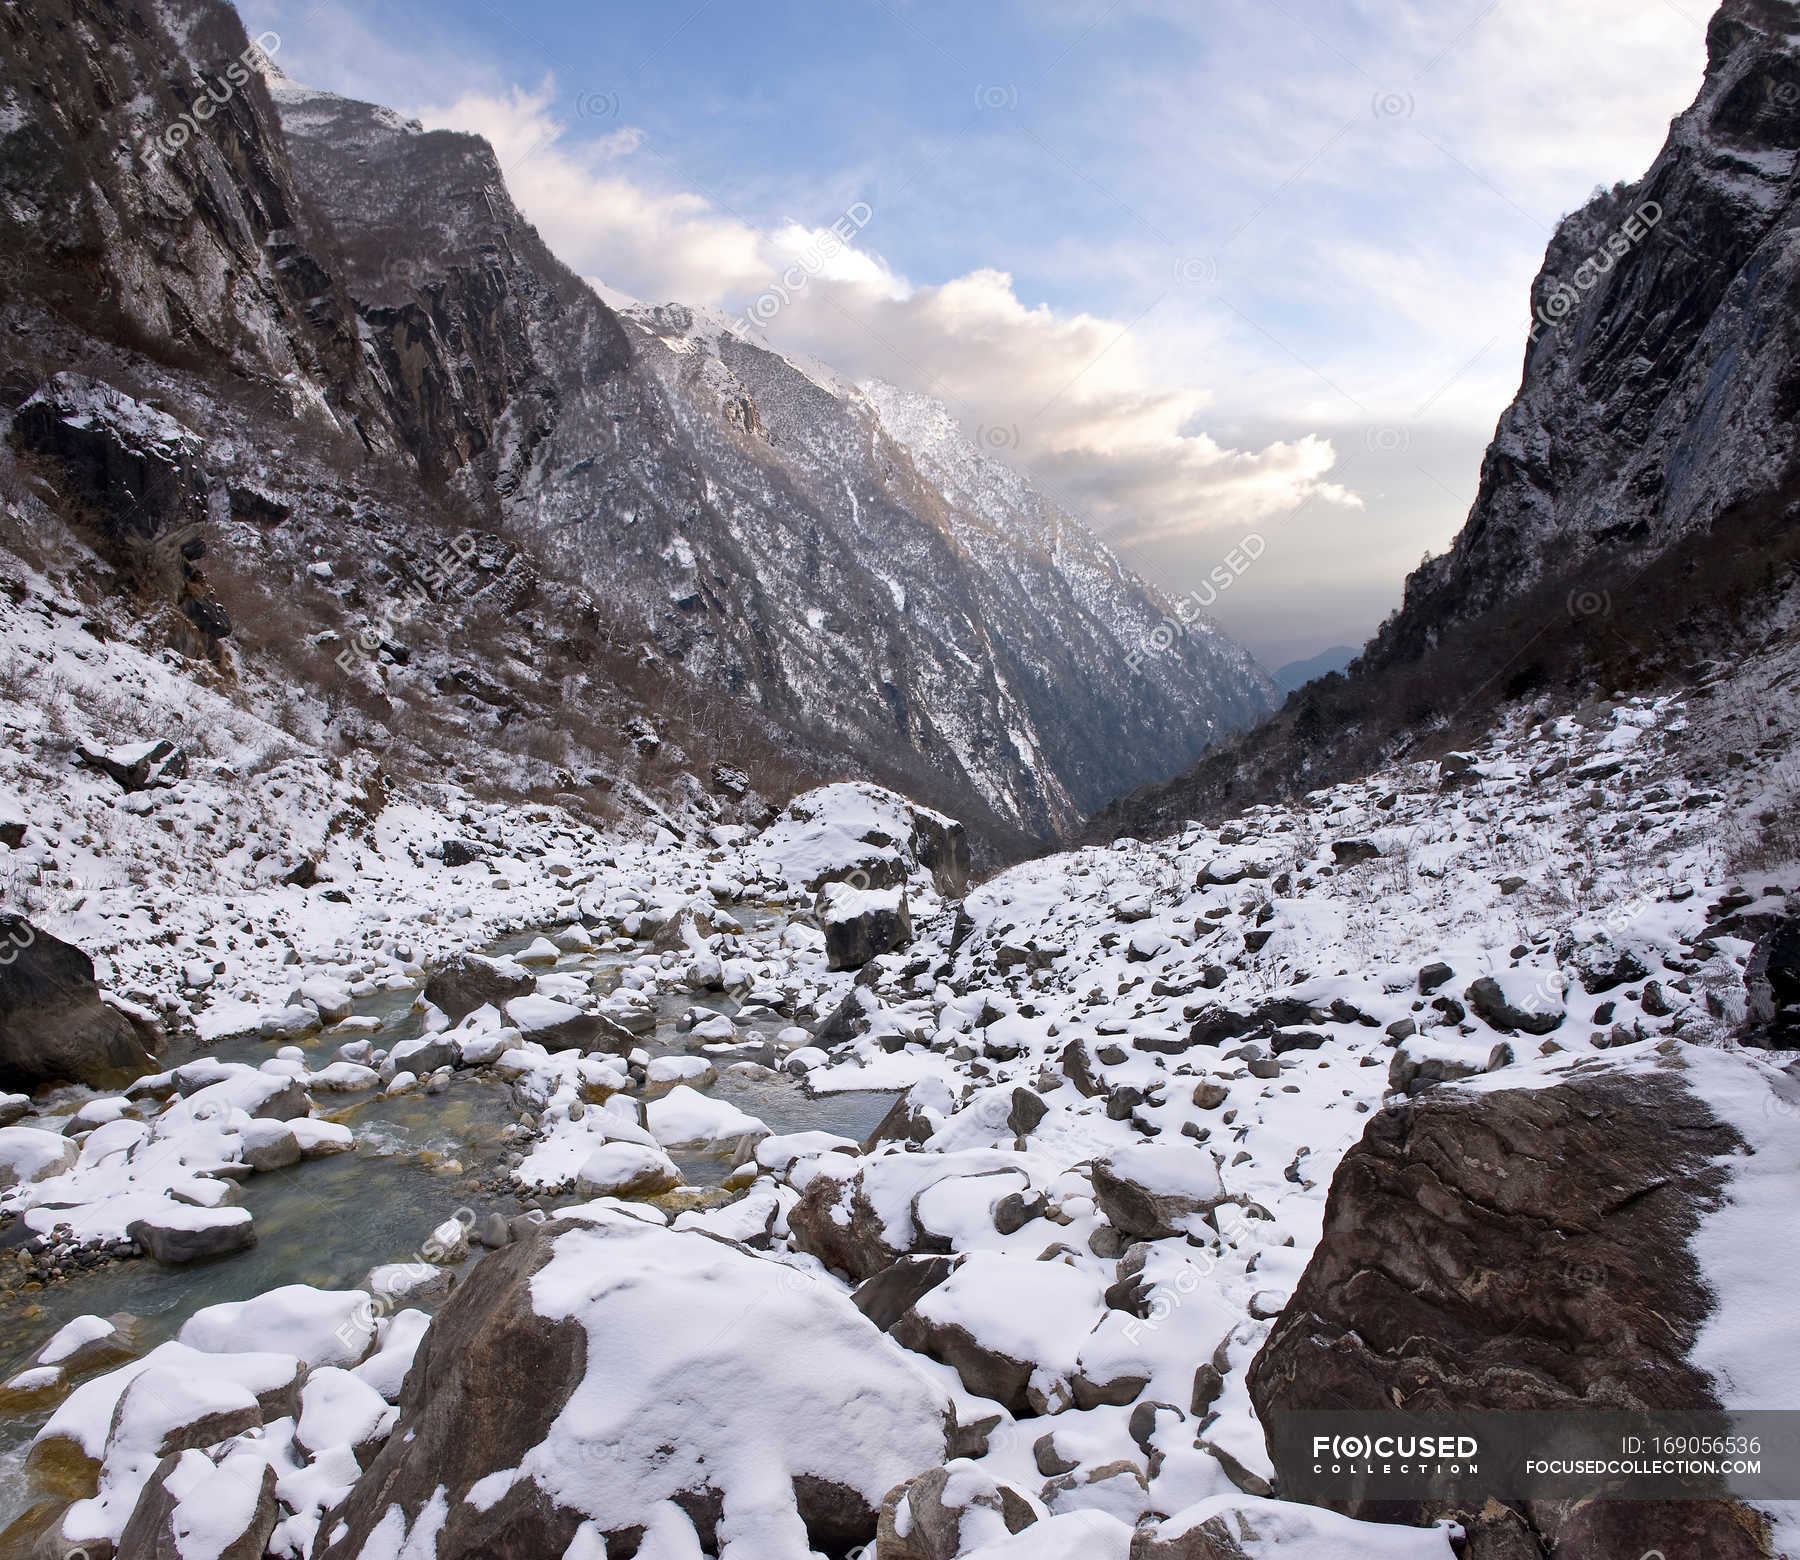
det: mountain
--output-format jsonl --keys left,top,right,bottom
{"left": 0, "top": 0, "right": 1273, "bottom": 860}
{"left": 1096, "top": 0, "right": 1800, "bottom": 840}
{"left": 1272, "top": 645, "right": 1356, "bottom": 693}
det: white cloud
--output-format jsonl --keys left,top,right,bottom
{"left": 418, "top": 85, "right": 1363, "bottom": 541}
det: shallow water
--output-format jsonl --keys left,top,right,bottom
{"left": 0, "top": 907, "right": 893, "bottom": 1529}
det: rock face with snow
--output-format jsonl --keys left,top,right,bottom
{"left": 316, "top": 1210, "right": 952, "bottom": 1558}
{"left": 0, "top": 916, "right": 157, "bottom": 1093}
{"left": 1248, "top": 1058, "right": 1767, "bottom": 1558}
{"left": 1096, "top": 0, "right": 1800, "bottom": 842}
{"left": 1371, "top": 0, "right": 1800, "bottom": 660}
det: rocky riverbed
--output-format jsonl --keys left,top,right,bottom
{"left": 6, "top": 666, "right": 1800, "bottom": 1557}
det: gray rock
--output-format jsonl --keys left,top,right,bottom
{"left": 118, "top": 1454, "right": 279, "bottom": 1560}
{"left": 0, "top": 915, "right": 158, "bottom": 1093}
{"left": 127, "top": 1209, "right": 257, "bottom": 1264}
{"left": 1249, "top": 1062, "right": 1770, "bottom": 1558}
{"left": 423, "top": 954, "right": 535, "bottom": 1023}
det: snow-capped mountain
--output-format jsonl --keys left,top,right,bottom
{"left": 0, "top": 0, "right": 1273, "bottom": 854}
{"left": 259, "top": 68, "right": 1274, "bottom": 845}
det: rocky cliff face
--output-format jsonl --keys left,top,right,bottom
{"left": 1096, "top": 0, "right": 1800, "bottom": 841}
{"left": 1372, "top": 0, "right": 1800, "bottom": 664}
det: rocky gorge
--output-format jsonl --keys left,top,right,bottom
{"left": 5, "top": 0, "right": 1800, "bottom": 1555}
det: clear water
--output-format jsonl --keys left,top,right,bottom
{"left": 0, "top": 910, "right": 894, "bottom": 1529}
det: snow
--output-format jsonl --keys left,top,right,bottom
{"left": 644, "top": 1084, "right": 769, "bottom": 1150}
{"left": 178, "top": 1285, "right": 377, "bottom": 1368}
{"left": 522, "top": 1211, "right": 953, "bottom": 1549}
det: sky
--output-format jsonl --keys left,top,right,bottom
{"left": 240, "top": 0, "right": 1713, "bottom": 669}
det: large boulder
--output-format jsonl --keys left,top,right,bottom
{"left": 14, "top": 374, "right": 208, "bottom": 544}
{"left": 821, "top": 882, "right": 914, "bottom": 971}
{"left": 0, "top": 916, "right": 157, "bottom": 1093}
{"left": 1247, "top": 1056, "right": 1770, "bottom": 1558}
{"left": 748, "top": 783, "right": 969, "bottom": 899}
{"left": 423, "top": 953, "right": 536, "bottom": 1023}
{"left": 316, "top": 1211, "right": 952, "bottom": 1559}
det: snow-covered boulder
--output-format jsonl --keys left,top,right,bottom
{"left": 746, "top": 782, "right": 969, "bottom": 898}
{"left": 1089, "top": 1144, "right": 1228, "bottom": 1241}
{"left": 314, "top": 1210, "right": 953, "bottom": 1559}
{"left": 1466, "top": 964, "right": 1566, "bottom": 1035}
{"left": 0, "top": 1124, "right": 79, "bottom": 1189}
{"left": 575, "top": 1142, "right": 683, "bottom": 1198}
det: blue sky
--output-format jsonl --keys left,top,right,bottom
{"left": 244, "top": 0, "right": 1712, "bottom": 666}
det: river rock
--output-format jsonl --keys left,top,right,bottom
{"left": 116, "top": 1451, "right": 280, "bottom": 1560}
{"left": 0, "top": 915, "right": 157, "bottom": 1092}
{"left": 575, "top": 1142, "right": 682, "bottom": 1198}
{"left": 423, "top": 953, "right": 536, "bottom": 1023}
{"left": 127, "top": 1205, "right": 256, "bottom": 1263}
{"left": 315, "top": 1210, "right": 951, "bottom": 1559}
{"left": 0, "top": 1124, "right": 79, "bottom": 1189}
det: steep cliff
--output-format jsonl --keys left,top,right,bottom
{"left": 1097, "top": 0, "right": 1800, "bottom": 841}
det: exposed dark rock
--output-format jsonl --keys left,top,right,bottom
{"left": 1248, "top": 1061, "right": 1767, "bottom": 1558}
{"left": 1743, "top": 914, "right": 1800, "bottom": 1047}
{"left": 74, "top": 738, "right": 187, "bottom": 793}
{"left": 15, "top": 375, "right": 209, "bottom": 545}
{"left": 0, "top": 916, "right": 157, "bottom": 1093}
{"left": 852, "top": 1255, "right": 954, "bottom": 1332}
{"left": 315, "top": 1226, "right": 590, "bottom": 1560}
{"left": 1466, "top": 976, "right": 1563, "bottom": 1035}
{"left": 423, "top": 953, "right": 535, "bottom": 1023}
{"left": 821, "top": 886, "right": 913, "bottom": 971}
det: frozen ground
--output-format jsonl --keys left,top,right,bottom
{"left": 6, "top": 528, "right": 1800, "bottom": 1554}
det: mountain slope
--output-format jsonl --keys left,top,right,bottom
{"left": 0, "top": 0, "right": 1272, "bottom": 858}
{"left": 263, "top": 76, "right": 1274, "bottom": 844}
{"left": 1096, "top": 0, "right": 1800, "bottom": 840}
